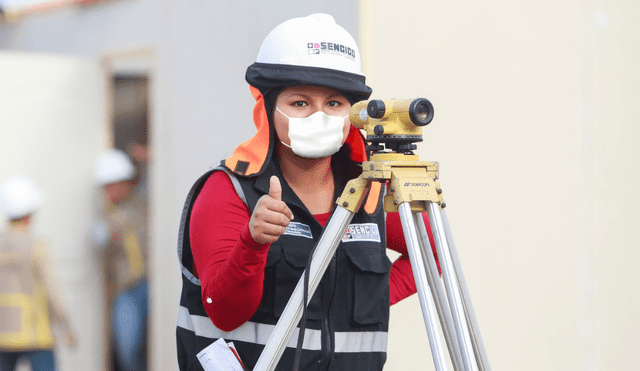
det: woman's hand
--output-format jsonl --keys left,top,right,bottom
{"left": 249, "top": 176, "right": 294, "bottom": 244}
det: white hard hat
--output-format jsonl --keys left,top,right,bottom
{"left": 94, "top": 148, "right": 136, "bottom": 186}
{"left": 0, "top": 176, "right": 45, "bottom": 220}
{"left": 257, "top": 13, "right": 363, "bottom": 75}
{"left": 246, "top": 13, "right": 372, "bottom": 103}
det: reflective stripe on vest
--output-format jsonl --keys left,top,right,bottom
{"left": 177, "top": 305, "right": 388, "bottom": 353}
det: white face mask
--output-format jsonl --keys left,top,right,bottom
{"left": 276, "top": 106, "right": 347, "bottom": 159}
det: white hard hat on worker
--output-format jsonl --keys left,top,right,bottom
{"left": 94, "top": 148, "right": 136, "bottom": 204}
{"left": 255, "top": 13, "right": 364, "bottom": 76}
{"left": 0, "top": 176, "right": 45, "bottom": 221}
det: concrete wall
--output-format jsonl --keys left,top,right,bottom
{"left": 360, "top": 0, "right": 640, "bottom": 370}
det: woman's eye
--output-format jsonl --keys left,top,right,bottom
{"left": 292, "top": 101, "right": 307, "bottom": 107}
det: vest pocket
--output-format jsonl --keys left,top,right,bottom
{"left": 274, "top": 242, "right": 322, "bottom": 320}
{"left": 344, "top": 245, "right": 391, "bottom": 325}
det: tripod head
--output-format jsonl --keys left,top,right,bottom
{"left": 349, "top": 98, "right": 434, "bottom": 154}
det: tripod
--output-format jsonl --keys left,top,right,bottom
{"left": 253, "top": 149, "right": 491, "bottom": 371}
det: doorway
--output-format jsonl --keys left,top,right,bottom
{"left": 101, "top": 48, "right": 154, "bottom": 371}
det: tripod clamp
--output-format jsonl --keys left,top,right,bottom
{"left": 337, "top": 152, "right": 445, "bottom": 214}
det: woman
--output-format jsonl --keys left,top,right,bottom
{"left": 176, "top": 13, "right": 435, "bottom": 371}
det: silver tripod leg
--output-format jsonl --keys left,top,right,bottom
{"left": 253, "top": 206, "right": 355, "bottom": 371}
{"left": 440, "top": 209, "right": 492, "bottom": 371}
{"left": 413, "top": 212, "right": 465, "bottom": 371}
{"left": 398, "top": 203, "right": 450, "bottom": 371}
{"left": 428, "top": 202, "right": 478, "bottom": 371}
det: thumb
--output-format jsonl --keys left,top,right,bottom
{"left": 269, "top": 176, "right": 282, "bottom": 201}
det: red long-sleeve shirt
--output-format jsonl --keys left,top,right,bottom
{"left": 190, "top": 170, "right": 436, "bottom": 331}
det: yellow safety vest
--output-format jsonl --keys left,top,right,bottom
{"left": 0, "top": 230, "right": 56, "bottom": 350}
{"left": 103, "top": 194, "right": 148, "bottom": 294}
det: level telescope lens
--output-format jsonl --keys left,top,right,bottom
{"left": 409, "top": 98, "right": 434, "bottom": 126}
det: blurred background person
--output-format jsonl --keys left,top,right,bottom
{"left": 0, "top": 176, "right": 77, "bottom": 371}
{"left": 92, "top": 148, "right": 149, "bottom": 371}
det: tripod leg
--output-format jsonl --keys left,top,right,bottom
{"left": 427, "top": 202, "right": 477, "bottom": 371}
{"left": 413, "top": 212, "right": 465, "bottom": 371}
{"left": 253, "top": 206, "right": 356, "bottom": 371}
{"left": 398, "top": 203, "right": 450, "bottom": 371}
{"left": 440, "top": 209, "right": 492, "bottom": 371}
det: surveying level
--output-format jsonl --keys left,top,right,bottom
{"left": 350, "top": 98, "right": 434, "bottom": 153}
{"left": 254, "top": 98, "right": 491, "bottom": 371}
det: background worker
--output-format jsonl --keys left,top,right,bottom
{"left": 0, "top": 176, "right": 77, "bottom": 371}
{"left": 93, "top": 148, "right": 149, "bottom": 371}
{"left": 176, "top": 13, "right": 437, "bottom": 370}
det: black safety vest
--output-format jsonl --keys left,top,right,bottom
{"left": 176, "top": 157, "right": 389, "bottom": 371}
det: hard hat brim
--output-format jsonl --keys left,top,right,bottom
{"left": 246, "top": 63, "right": 372, "bottom": 104}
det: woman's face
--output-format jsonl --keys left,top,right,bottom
{"left": 273, "top": 85, "right": 351, "bottom": 148}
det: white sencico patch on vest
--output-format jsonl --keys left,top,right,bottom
{"left": 283, "top": 222, "right": 313, "bottom": 239}
{"left": 342, "top": 223, "right": 381, "bottom": 243}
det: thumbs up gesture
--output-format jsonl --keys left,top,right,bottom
{"left": 249, "top": 176, "right": 294, "bottom": 244}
